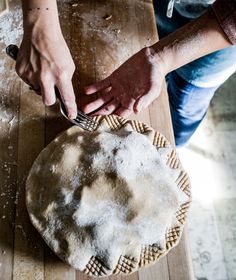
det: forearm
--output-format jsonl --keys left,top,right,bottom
{"left": 152, "top": 9, "right": 232, "bottom": 73}
{"left": 21, "top": 0, "right": 61, "bottom": 32}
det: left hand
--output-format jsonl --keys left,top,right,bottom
{"left": 83, "top": 47, "right": 167, "bottom": 117}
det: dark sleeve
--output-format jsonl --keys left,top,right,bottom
{"left": 212, "top": 0, "right": 236, "bottom": 45}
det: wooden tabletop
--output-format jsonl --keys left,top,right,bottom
{"left": 0, "top": 0, "right": 194, "bottom": 279}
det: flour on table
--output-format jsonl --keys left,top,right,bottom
{"left": 0, "top": 6, "right": 23, "bottom": 47}
{"left": 0, "top": 5, "right": 22, "bottom": 123}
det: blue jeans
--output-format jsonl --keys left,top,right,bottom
{"left": 166, "top": 72, "right": 218, "bottom": 147}
{"left": 154, "top": 0, "right": 236, "bottom": 147}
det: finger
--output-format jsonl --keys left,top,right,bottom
{"left": 91, "top": 99, "right": 120, "bottom": 116}
{"left": 15, "top": 63, "right": 33, "bottom": 85}
{"left": 114, "top": 106, "right": 133, "bottom": 117}
{"left": 19, "top": 75, "right": 35, "bottom": 88}
{"left": 120, "top": 96, "right": 136, "bottom": 111}
{"left": 83, "top": 94, "right": 113, "bottom": 114}
{"left": 108, "top": 86, "right": 136, "bottom": 111}
{"left": 133, "top": 89, "right": 158, "bottom": 113}
{"left": 40, "top": 80, "right": 56, "bottom": 106}
{"left": 28, "top": 73, "right": 41, "bottom": 95}
{"left": 22, "top": 76, "right": 41, "bottom": 95}
{"left": 84, "top": 77, "right": 111, "bottom": 95}
{"left": 56, "top": 79, "right": 77, "bottom": 119}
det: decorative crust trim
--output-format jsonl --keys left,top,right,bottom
{"left": 83, "top": 115, "right": 192, "bottom": 276}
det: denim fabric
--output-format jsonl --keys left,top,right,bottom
{"left": 154, "top": 0, "right": 191, "bottom": 38}
{"left": 176, "top": 47, "right": 236, "bottom": 88}
{"left": 166, "top": 72, "right": 218, "bottom": 147}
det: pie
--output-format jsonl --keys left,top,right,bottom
{"left": 26, "top": 115, "right": 191, "bottom": 277}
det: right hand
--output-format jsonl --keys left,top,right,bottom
{"left": 16, "top": 15, "right": 77, "bottom": 119}
{"left": 83, "top": 47, "right": 166, "bottom": 117}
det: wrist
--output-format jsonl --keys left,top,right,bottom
{"left": 147, "top": 44, "right": 172, "bottom": 75}
{"left": 22, "top": 0, "right": 61, "bottom": 32}
{"left": 24, "top": 12, "right": 60, "bottom": 31}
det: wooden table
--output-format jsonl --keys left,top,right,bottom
{"left": 0, "top": 0, "right": 194, "bottom": 279}
{"left": 0, "top": 0, "right": 8, "bottom": 17}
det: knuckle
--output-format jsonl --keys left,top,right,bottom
{"left": 55, "top": 63, "right": 75, "bottom": 81}
{"left": 70, "top": 62, "right": 75, "bottom": 73}
{"left": 55, "top": 68, "right": 68, "bottom": 81}
{"left": 39, "top": 72, "right": 51, "bottom": 83}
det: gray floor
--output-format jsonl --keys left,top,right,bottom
{"left": 178, "top": 73, "right": 236, "bottom": 280}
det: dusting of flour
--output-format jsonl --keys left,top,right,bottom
{"left": 0, "top": 6, "right": 23, "bottom": 47}
{"left": 0, "top": 5, "right": 23, "bottom": 123}
{"left": 26, "top": 124, "right": 188, "bottom": 274}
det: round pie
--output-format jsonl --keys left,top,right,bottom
{"left": 26, "top": 115, "right": 191, "bottom": 277}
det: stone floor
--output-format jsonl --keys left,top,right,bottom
{"left": 178, "top": 73, "right": 236, "bottom": 280}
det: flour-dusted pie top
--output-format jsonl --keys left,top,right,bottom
{"left": 26, "top": 116, "right": 190, "bottom": 276}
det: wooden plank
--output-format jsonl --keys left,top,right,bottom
{"left": 4, "top": 7, "right": 45, "bottom": 280}
{"left": 76, "top": 271, "right": 92, "bottom": 280}
{"left": 13, "top": 90, "right": 45, "bottom": 280}
{"left": 43, "top": 2, "right": 76, "bottom": 280}
{"left": 76, "top": 271, "right": 139, "bottom": 280}
{"left": 149, "top": 89, "right": 174, "bottom": 143}
{"left": 108, "top": 272, "right": 139, "bottom": 280}
{"left": 0, "top": 40, "right": 19, "bottom": 280}
{"left": 139, "top": 258, "right": 169, "bottom": 280}
{"left": 0, "top": 0, "right": 8, "bottom": 17}
{"left": 0, "top": 1, "right": 20, "bottom": 279}
{"left": 43, "top": 111, "right": 75, "bottom": 280}
{"left": 166, "top": 228, "right": 194, "bottom": 280}
{"left": 44, "top": 247, "right": 75, "bottom": 280}
{"left": 70, "top": 0, "right": 97, "bottom": 106}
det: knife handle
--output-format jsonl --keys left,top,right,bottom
{"left": 6, "top": 44, "right": 19, "bottom": 61}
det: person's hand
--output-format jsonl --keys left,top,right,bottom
{"left": 83, "top": 47, "right": 167, "bottom": 117}
{"left": 16, "top": 10, "right": 77, "bottom": 119}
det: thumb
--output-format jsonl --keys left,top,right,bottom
{"left": 133, "top": 89, "right": 159, "bottom": 113}
{"left": 133, "top": 89, "right": 160, "bottom": 113}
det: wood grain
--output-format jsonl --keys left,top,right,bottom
{"left": 139, "top": 258, "right": 169, "bottom": 280}
{"left": 0, "top": 0, "right": 8, "bottom": 17}
{"left": 0, "top": 45, "right": 19, "bottom": 280}
{"left": 13, "top": 91, "right": 45, "bottom": 280}
{"left": 166, "top": 227, "right": 194, "bottom": 280}
{"left": 0, "top": 0, "right": 194, "bottom": 279}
